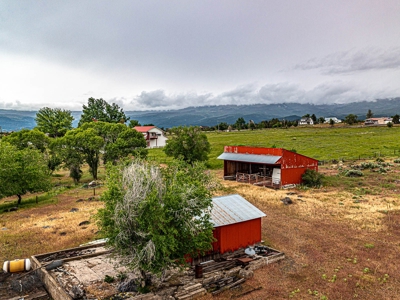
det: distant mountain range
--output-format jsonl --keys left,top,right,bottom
{"left": 1, "top": 98, "right": 399, "bottom": 131}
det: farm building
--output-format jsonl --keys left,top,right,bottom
{"left": 324, "top": 117, "right": 342, "bottom": 123}
{"left": 364, "top": 117, "right": 392, "bottom": 125}
{"left": 299, "top": 117, "right": 314, "bottom": 125}
{"left": 218, "top": 146, "right": 318, "bottom": 188}
{"left": 133, "top": 126, "right": 168, "bottom": 148}
{"left": 210, "top": 194, "right": 266, "bottom": 255}
{"left": 191, "top": 194, "right": 267, "bottom": 264}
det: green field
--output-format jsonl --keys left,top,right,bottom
{"left": 149, "top": 126, "right": 400, "bottom": 169}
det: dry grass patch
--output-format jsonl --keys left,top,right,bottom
{"left": 0, "top": 187, "right": 104, "bottom": 264}
{"left": 203, "top": 165, "right": 400, "bottom": 299}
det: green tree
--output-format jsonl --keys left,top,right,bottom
{"left": 216, "top": 122, "right": 229, "bottom": 131}
{"left": 78, "top": 97, "right": 129, "bottom": 126}
{"left": 58, "top": 122, "right": 147, "bottom": 181}
{"left": 366, "top": 109, "right": 373, "bottom": 119}
{"left": 128, "top": 119, "right": 141, "bottom": 128}
{"left": 97, "top": 160, "right": 216, "bottom": 283}
{"left": 344, "top": 114, "right": 358, "bottom": 125}
{"left": 318, "top": 117, "right": 325, "bottom": 124}
{"left": 3, "top": 129, "right": 64, "bottom": 174}
{"left": 80, "top": 122, "right": 147, "bottom": 164}
{"left": 234, "top": 117, "right": 246, "bottom": 131}
{"left": 2, "top": 129, "right": 49, "bottom": 152}
{"left": 53, "top": 137, "right": 85, "bottom": 184}
{"left": 163, "top": 126, "right": 211, "bottom": 164}
{"left": 392, "top": 114, "right": 400, "bottom": 124}
{"left": 329, "top": 119, "right": 335, "bottom": 127}
{"left": 35, "top": 107, "right": 74, "bottom": 137}
{"left": 60, "top": 127, "right": 104, "bottom": 180}
{"left": 0, "top": 142, "right": 52, "bottom": 205}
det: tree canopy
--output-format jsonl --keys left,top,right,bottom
{"left": 2, "top": 129, "right": 49, "bottom": 152}
{"left": 57, "top": 122, "right": 147, "bottom": 181}
{"left": 163, "top": 126, "right": 211, "bottom": 164}
{"left": 79, "top": 98, "right": 129, "bottom": 126}
{"left": 97, "top": 160, "right": 217, "bottom": 281}
{"left": 344, "top": 114, "right": 359, "bottom": 125}
{"left": 35, "top": 107, "right": 74, "bottom": 137}
{"left": 366, "top": 109, "right": 373, "bottom": 119}
{"left": 0, "top": 142, "right": 52, "bottom": 204}
{"left": 234, "top": 117, "right": 246, "bottom": 130}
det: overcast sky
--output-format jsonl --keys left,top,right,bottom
{"left": 1, "top": 0, "right": 399, "bottom": 111}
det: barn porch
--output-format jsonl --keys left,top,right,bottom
{"left": 218, "top": 152, "right": 282, "bottom": 188}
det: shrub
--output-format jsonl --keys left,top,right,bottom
{"left": 345, "top": 170, "right": 364, "bottom": 177}
{"left": 302, "top": 169, "right": 323, "bottom": 187}
{"left": 387, "top": 122, "right": 393, "bottom": 128}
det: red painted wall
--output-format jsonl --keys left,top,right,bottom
{"left": 212, "top": 218, "right": 262, "bottom": 254}
{"left": 224, "top": 145, "right": 283, "bottom": 156}
{"left": 280, "top": 149, "right": 318, "bottom": 185}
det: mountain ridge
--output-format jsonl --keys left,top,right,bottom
{"left": 0, "top": 98, "right": 399, "bottom": 131}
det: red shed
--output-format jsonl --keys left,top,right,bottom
{"left": 210, "top": 194, "right": 266, "bottom": 254}
{"left": 218, "top": 146, "right": 318, "bottom": 188}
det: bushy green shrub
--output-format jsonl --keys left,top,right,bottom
{"left": 345, "top": 169, "right": 364, "bottom": 177}
{"left": 302, "top": 169, "right": 323, "bottom": 187}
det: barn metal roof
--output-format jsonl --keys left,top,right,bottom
{"left": 217, "top": 152, "right": 281, "bottom": 164}
{"left": 211, "top": 194, "right": 266, "bottom": 227}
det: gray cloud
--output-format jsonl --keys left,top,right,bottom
{"left": 116, "top": 81, "right": 398, "bottom": 111}
{"left": 0, "top": 1, "right": 399, "bottom": 111}
{"left": 295, "top": 47, "right": 400, "bottom": 74}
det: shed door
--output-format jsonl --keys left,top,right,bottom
{"left": 272, "top": 168, "right": 281, "bottom": 184}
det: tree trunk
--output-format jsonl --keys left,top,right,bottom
{"left": 17, "top": 194, "right": 22, "bottom": 205}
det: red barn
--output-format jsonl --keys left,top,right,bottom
{"left": 218, "top": 146, "right": 318, "bottom": 188}
{"left": 210, "top": 194, "right": 266, "bottom": 255}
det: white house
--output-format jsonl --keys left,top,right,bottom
{"left": 324, "top": 117, "right": 342, "bottom": 123}
{"left": 299, "top": 117, "right": 314, "bottom": 125}
{"left": 133, "top": 126, "right": 168, "bottom": 148}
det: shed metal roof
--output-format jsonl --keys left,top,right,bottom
{"left": 211, "top": 194, "right": 266, "bottom": 227}
{"left": 217, "top": 152, "right": 281, "bottom": 164}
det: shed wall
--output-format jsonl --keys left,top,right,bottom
{"left": 212, "top": 218, "right": 262, "bottom": 254}
{"left": 224, "top": 146, "right": 283, "bottom": 156}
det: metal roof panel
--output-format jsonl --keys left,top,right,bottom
{"left": 217, "top": 152, "right": 281, "bottom": 164}
{"left": 211, "top": 194, "right": 266, "bottom": 227}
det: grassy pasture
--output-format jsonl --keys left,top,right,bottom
{"left": 206, "top": 126, "right": 400, "bottom": 169}
{"left": 147, "top": 126, "right": 400, "bottom": 169}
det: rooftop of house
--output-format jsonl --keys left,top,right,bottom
{"left": 133, "top": 126, "right": 156, "bottom": 133}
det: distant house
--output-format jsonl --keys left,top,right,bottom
{"left": 365, "top": 117, "right": 392, "bottom": 125}
{"left": 324, "top": 117, "right": 342, "bottom": 123}
{"left": 133, "top": 126, "right": 168, "bottom": 148}
{"left": 299, "top": 117, "right": 314, "bottom": 125}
